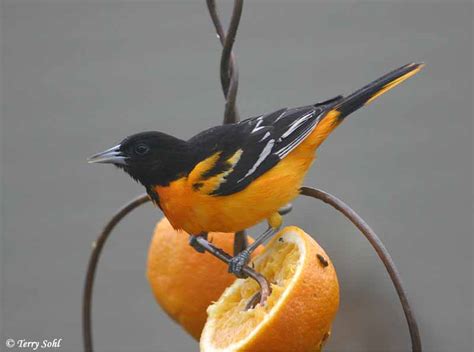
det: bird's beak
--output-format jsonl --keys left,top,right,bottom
{"left": 87, "top": 145, "right": 127, "bottom": 165}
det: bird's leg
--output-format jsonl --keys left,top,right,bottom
{"left": 229, "top": 212, "right": 283, "bottom": 278}
{"left": 228, "top": 226, "right": 279, "bottom": 277}
{"left": 231, "top": 205, "right": 291, "bottom": 257}
{"left": 233, "top": 230, "right": 248, "bottom": 255}
{"left": 188, "top": 232, "right": 208, "bottom": 253}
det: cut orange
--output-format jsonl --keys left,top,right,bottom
{"left": 146, "top": 217, "right": 263, "bottom": 340}
{"left": 200, "top": 226, "right": 339, "bottom": 352}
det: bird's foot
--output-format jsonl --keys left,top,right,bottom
{"left": 228, "top": 249, "right": 251, "bottom": 278}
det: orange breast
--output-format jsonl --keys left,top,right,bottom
{"left": 154, "top": 136, "right": 319, "bottom": 234}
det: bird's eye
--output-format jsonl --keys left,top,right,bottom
{"left": 134, "top": 144, "right": 150, "bottom": 156}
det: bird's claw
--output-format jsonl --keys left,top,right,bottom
{"left": 278, "top": 203, "right": 293, "bottom": 216}
{"left": 228, "top": 250, "right": 250, "bottom": 278}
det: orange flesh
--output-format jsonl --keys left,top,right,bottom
{"left": 210, "top": 241, "right": 300, "bottom": 348}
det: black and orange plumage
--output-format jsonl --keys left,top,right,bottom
{"left": 89, "top": 62, "right": 424, "bottom": 275}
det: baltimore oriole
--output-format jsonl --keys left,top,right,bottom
{"left": 89, "top": 62, "right": 424, "bottom": 275}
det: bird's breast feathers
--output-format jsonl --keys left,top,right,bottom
{"left": 153, "top": 140, "right": 316, "bottom": 234}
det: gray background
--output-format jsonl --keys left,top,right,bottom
{"left": 1, "top": 1, "right": 472, "bottom": 351}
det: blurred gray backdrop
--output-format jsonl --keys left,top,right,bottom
{"left": 1, "top": 1, "right": 472, "bottom": 351}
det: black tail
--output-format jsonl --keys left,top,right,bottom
{"left": 335, "top": 62, "right": 425, "bottom": 119}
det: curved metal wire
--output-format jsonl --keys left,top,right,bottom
{"left": 83, "top": 194, "right": 151, "bottom": 352}
{"left": 300, "top": 187, "right": 422, "bottom": 352}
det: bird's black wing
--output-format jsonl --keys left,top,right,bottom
{"left": 189, "top": 97, "right": 342, "bottom": 196}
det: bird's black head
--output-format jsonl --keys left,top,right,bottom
{"left": 88, "top": 131, "right": 195, "bottom": 187}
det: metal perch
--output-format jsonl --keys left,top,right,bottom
{"left": 300, "top": 187, "right": 422, "bottom": 352}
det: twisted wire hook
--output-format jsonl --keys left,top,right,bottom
{"left": 206, "top": 0, "right": 243, "bottom": 124}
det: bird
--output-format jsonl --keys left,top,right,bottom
{"left": 88, "top": 62, "right": 424, "bottom": 276}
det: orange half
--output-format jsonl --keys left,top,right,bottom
{"left": 200, "top": 226, "right": 339, "bottom": 352}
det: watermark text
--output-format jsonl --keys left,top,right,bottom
{"left": 5, "top": 338, "right": 62, "bottom": 350}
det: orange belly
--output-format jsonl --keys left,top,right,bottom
{"left": 155, "top": 147, "right": 317, "bottom": 234}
